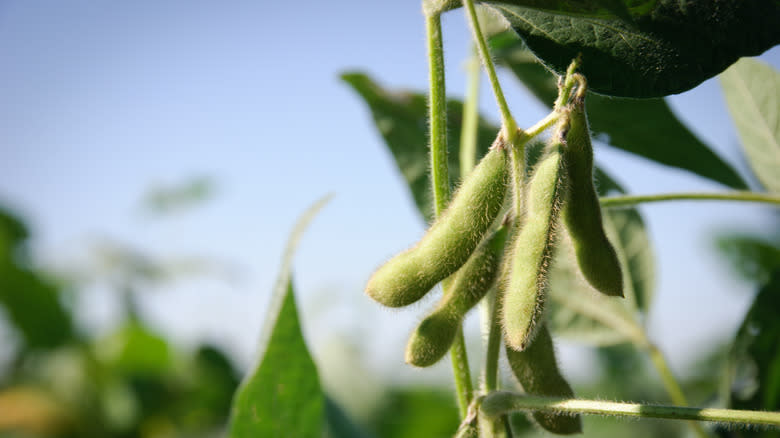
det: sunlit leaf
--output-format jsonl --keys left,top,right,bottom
{"left": 228, "top": 196, "right": 331, "bottom": 438}
{"left": 720, "top": 58, "right": 780, "bottom": 193}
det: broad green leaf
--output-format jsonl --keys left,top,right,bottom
{"left": 228, "top": 196, "right": 331, "bottom": 438}
{"left": 720, "top": 58, "right": 780, "bottom": 193}
{"left": 341, "top": 72, "right": 499, "bottom": 223}
{"left": 726, "top": 270, "right": 780, "bottom": 421}
{"left": 546, "top": 167, "right": 653, "bottom": 346}
{"left": 492, "top": 34, "right": 748, "bottom": 189}
{"left": 435, "top": 0, "right": 651, "bottom": 21}
{"left": 484, "top": 0, "right": 639, "bottom": 19}
{"left": 492, "top": 1, "right": 780, "bottom": 97}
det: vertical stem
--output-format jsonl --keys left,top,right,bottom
{"left": 460, "top": 47, "right": 481, "bottom": 178}
{"left": 425, "top": 10, "right": 474, "bottom": 420}
{"left": 452, "top": 327, "right": 475, "bottom": 419}
{"left": 478, "top": 289, "right": 510, "bottom": 438}
{"left": 462, "top": 0, "right": 517, "bottom": 141}
{"left": 427, "top": 12, "right": 450, "bottom": 214}
{"left": 463, "top": 0, "right": 527, "bottom": 229}
{"left": 482, "top": 290, "right": 502, "bottom": 393}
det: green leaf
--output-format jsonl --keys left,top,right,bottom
{"left": 435, "top": 0, "right": 651, "bottom": 21}
{"left": 341, "top": 72, "right": 499, "bottom": 223}
{"left": 141, "top": 175, "right": 216, "bottom": 215}
{"left": 492, "top": 1, "right": 780, "bottom": 97}
{"left": 546, "top": 167, "right": 653, "bottom": 346}
{"left": 720, "top": 58, "right": 780, "bottom": 193}
{"left": 726, "top": 270, "right": 780, "bottom": 418}
{"left": 96, "top": 322, "right": 172, "bottom": 376}
{"left": 228, "top": 196, "right": 331, "bottom": 438}
{"left": 365, "top": 387, "right": 460, "bottom": 438}
{"left": 715, "top": 232, "right": 780, "bottom": 286}
{"left": 324, "top": 395, "right": 375, "bottom": 438}
{"left": 492, "top": 35, "right": 748, "bottom": 189}
{"left": 487, "top": 0, "right": 646, "bottom": 20}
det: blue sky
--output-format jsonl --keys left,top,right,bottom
{"left": 1, "top": 1, "right": 778, "bottom": 383}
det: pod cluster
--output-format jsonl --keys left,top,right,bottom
{"left": 364, "top": 73, "right": 624, "bottom": 436}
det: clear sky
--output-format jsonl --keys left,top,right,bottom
{"left": 1, "top": 1, "right": 778, "bottom": 384}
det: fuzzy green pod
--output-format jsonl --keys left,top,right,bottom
{"left": 366, "top": 142, "right": 509, "bottom": 307}
{"left": 505, "top": 324, "right": 582, "bottom": 435}
{"left": 405, "top": 224, "right": 509, "bottom": 367}
{"left": 502, "top": 127, "right": 567, "bottom": 351}
{"left": 562, "top": 91, "right": 624, "bottom": 298}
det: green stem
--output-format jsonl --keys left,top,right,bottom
{"left": 452, "top": 325, "right": 475, "bottom": 419}
{"left": 600, "top": 192, "right": 780, "bottom": 208}
{"left": 425, "top": 10, "right": 474, "bottom": 420}
{"left": 460, "top": 47, "right": 481, "bottom": 178}
{"left": 462, "top": 0, "right": 517, "bottom": 141}
{"left": 478, "top": 290, "right": 508, "bottom": 438}
{"left": 426, "top": 12, "right": 450, "bottom": 215}
{"left": 480, "top": 392, "right": 780, "bottom": 427}
{"left": 481, "top": 290, "right": 502, "bottom": 394}
{"left": 553, "top": 59, "right": 582, "bottom": 110}
{"left": 645, "top": 343, "right": 689, "bottom": 408}
{"left": 548, "top": 288, "right": 708, "bottom": 436}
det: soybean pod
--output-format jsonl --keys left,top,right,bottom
{"left": 366, "top": 138, "right": 509, "bottom": 307}
{"left": 405, "top": 224, "right": 509, "bottom": 367}
{"left": 502, "top": 121, "right": 568, "bottom": 351}
{"left": 505, "top": 324, "right": 582, "bottom": 435}
{"left": 562, "top": 80, "right": 624, "bottom": 298}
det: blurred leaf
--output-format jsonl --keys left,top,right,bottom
{"left": 720, "top": 58, "right": 780, "bottom": 193}
{"left": 142, "top": 175, "right": 216, "bottom": 215}
{"left": 723, "top": 270, "right": 780, "bottom": 437}
{"left": 716, "top": 232, "right": 780, "bottom": 286}
{"left": 0, "top": 268, "right": 74, "bottom": 351}
{"left": 341, "top": 72, "right": 499, "bottom": 223}
{"left": 492, "top": 34, "right": 748, "bottom": 189}
{"left": 547, "top": 168, "right": 653, "bottom": 345}
{"left": 365, "top": 387, "right": 459, "bottom": 438}
{"left": 0, "top": 386, "right": 71, "bottom": 436}
{"left": 0, "top": 207, "right": 29, "bottom": 261}
{"left": 228, "top": 196, "right": 331, "bottom": 438}
{"left": 324, "top": 395, "right": 375, "bottom": 438}
{"left": 96, "top": 322, "right": 172, "bottom": 377}
{"left": 491, "top": 1, "right": 780, "bottom": 97}
{"left": 0, "top": 207, "right": 74, "bottom": 351}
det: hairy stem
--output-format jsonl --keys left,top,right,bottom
{"left": 426, "top": 12, "right": 450, "bottom": 214}
{"left": 480, "top": 392, "right": 780, "bottom": 427}
{"left": 600, "top": 192, "right": 780, "bottom": 208}
{"left": 460, "top": 47, "right": 481, "bottom": 178}
{"left": 463, "top": 0, "right": 516, "bottom": 142}
{"left": 481, "top": 290, "right": 502, "bottom": 394}
{"left": 425, "top": 10, "right": 474, "bottom": 420}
